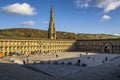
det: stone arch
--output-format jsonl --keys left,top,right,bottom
{"left": 103, "top": 43, "right": 113, "bottom": 53}
{"left": 104, "top": 46, "right": 110, "bottom": 53}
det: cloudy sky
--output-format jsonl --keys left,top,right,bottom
{"left": 0, "top": 0, "right": 120, "bottom": 35}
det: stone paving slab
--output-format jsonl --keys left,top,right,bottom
{"left": 24, "top": 53, "right": 120, "bottom": 79}
{"left": 1, "top": 52, "right": 120, "bottom": 80}
{"left": 29, "top": 63, "right": 87, "bottom": 77}
{"left": 63, "top": 58, "right": 120, "bottom": 80}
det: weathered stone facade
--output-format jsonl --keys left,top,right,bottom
{"left": 0, "top": 39, "right": 76, "bottom": 55}
{"left": 0, "top": 39, "right": 120, "bottom": 55}
{"left": 76, "top": 39, "right": 120, "bottom": 53}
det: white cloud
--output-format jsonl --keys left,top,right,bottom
{"left": 2, "top": 3, "right": 36, "bottom": 16}
{"left": 20, "top": 21, "right": 35, "bottom": 26}
{"left": 75, "top": 0, "right": 91, "bottom": 8}
{"left": 97, "top": 0, "right": 120, "bottom": 13}
{"left": 102, "top": 15, "right": 111, "bottom": 21}
{"left": 75, "top": 0, "right": 120, "bottom": 13}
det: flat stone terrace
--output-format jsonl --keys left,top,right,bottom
{"left": 20, "top": 52, "right": 120, "bottom": 78}
{"left": 0, "top": 52, "right": 120, "bottom": 80}
{"left": 7, "top": 52, "right": 120, "bottom": 65}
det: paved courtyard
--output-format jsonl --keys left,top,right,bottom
{"left": 24, "top": 52, "right": 120, "bottom": 78}
{"left": 7, "top": 52, "right": 120, "bottom": 65}
{"left": 0, "top": 52, "right": 120, "bottom": 80}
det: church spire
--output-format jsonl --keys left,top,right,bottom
{"left": 48, "top": 6, "right": 56, "bottom": 39}
{"left": 50, "top": 5, "right": 54, "bottom": 20}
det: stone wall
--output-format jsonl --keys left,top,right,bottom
{"left": 76, "top": 39, "right": 120, "bottom": 53}
{"left": 0, "top": 39, "right": 120, "bottom": 55}
{"left": 0, "top": 39, "right": 76, "bottom": 55}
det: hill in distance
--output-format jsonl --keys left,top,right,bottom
{"left": 0, "top": 28, "right": 120, "bottom": 40}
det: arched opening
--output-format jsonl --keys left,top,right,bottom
{"left": 104, "top": 46, "right": 110, "bottom": 53}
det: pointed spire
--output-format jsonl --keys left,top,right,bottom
{"left": 48, "top": 5, "right": 56, "bottom": 39}
{"left": 50, "top": 5, "right": 54, "bottom": 21}
{"left": 50, "top": 5, "right": 53, "bottom": 13}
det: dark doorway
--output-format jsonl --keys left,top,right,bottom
{"left": 104, "top": 46, "right": 110, "bottom": 53}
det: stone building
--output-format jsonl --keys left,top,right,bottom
{"left": 0, "top": 7, "right": 75, "bottom": 55}
{"left": 76, "top": 39, "right": 120, "bottom": 53}
{"left": 1, "top": 38, "right": 120, "bottom": 55}
{"left": 0, "top": 39, "right": 76, "bottom": 55}
{"left": 0, "top": 7, "right": 120, "bottom": 55}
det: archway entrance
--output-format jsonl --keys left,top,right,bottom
{"left": 104, "top": 46, "right": 110, "bottom": 53}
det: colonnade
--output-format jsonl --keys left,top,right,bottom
{"left": 0, "top": 39, "right": 76, "bottom": 55}
{"left": 76, "top": 39, "right": 120, "bottom": 53}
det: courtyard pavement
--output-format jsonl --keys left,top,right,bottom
{"left": 0, "top": 52, "right": 120, "bottom": 80}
